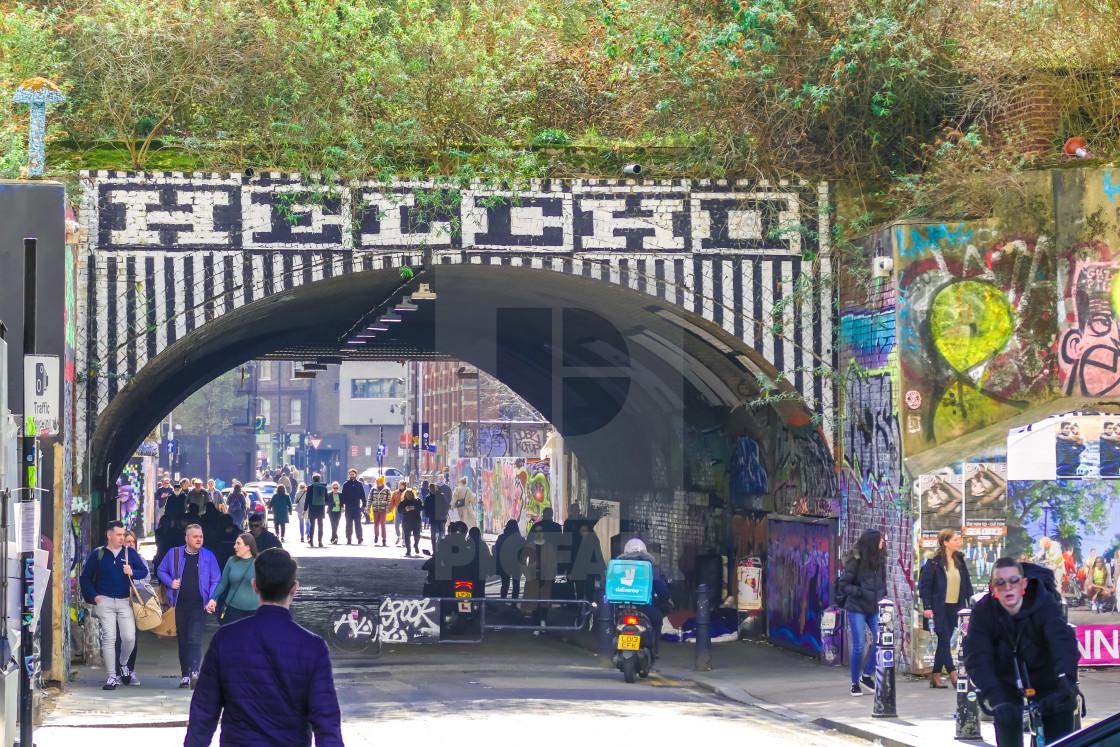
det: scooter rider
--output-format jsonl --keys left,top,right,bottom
{"left": 962, "top": 557, "right": 1080, "bottom": 747}
{"left": 617, "top": 538, "right": 673, "bottom": 651}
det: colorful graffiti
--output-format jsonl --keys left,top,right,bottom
{"left": 896, "top": 227, "right": 1055, "bottom": 449}
{"left": 731, "top": 437, "right": 768, "bottom": 495}
{"left": 766, "top": 518, "right": 832, "bottom": 654}
{"left": 451, "top": 457, "right": 551, "bottom": 534}
{"left": 840, "top": 373, "right": 900, "bottom": 511}
{"left": 1059, "top": 249, "right": 1120, "bottom": 396}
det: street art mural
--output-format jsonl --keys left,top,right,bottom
{"left": 731, "top": 436, "right": 768, "bottom": 495}
{"left": 450, "top": 457, "right": 551, "bottom": 534}
{"left": 1058, "top": 245, "right": 1120, "bottom": 396}
{"left": 451, "top": 422, "right": 549, "bottom": 459}
{"left": 896, "top": 225, "right": 1056, "bottom": 452}
{"left": 766, "top": 518, "right": 833, "bottom": 655}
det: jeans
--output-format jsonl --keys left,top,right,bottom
{"left": 175, "top": 605, "right": 207, "bottom": 676}
{"left": 430, "top": 520, "right": 446, "bottom": 553}
{"left": 346, "top": 512, "right": 364, "bottom": 543}
{"left": 274, "top": 518, "right": 287, "bottom": 540}
{"left": 848, "top": 609, "right": 879, "bottom": 684}
{"left": 372, "top": 512, "right": 387, "bottom": 543}
{"left": 394, "top": 512, "right": 402, "bottom": 540}
{"left": 96, "top": 597, "right": 135, "bottom": 672}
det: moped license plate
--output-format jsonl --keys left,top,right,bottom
{"left": 455, "top": 590, "right": 471, "bottom": 598}
{"left": 618, "top": 634, "right": 641, "bottom": 651}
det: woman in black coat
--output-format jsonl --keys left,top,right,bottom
{"left": 838, "top": 529, "right": 888, "bottom": 697}
{"left": 918, "top": 528, "right": 974, "bottom": 688}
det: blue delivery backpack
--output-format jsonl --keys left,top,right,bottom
{"left": 605, "top": 559, "right": 653, "bottom": 604}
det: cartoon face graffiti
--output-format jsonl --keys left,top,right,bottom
{"left": 1061, "top": 263, "right": 1120, "bottom": 396}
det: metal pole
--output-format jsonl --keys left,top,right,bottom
{"left": 597, "top": 581, "right": 613, "bottom": 668}
{"left": 955, "top": 607, "right": 981, "bottom": 740}
{"left": 695, "top": 583, "right": 712, "bottom": 671}
{"left": 19, "top": 237, "right": 36, "bottom": 747}
{"left": 872, "top": 598, "right": 897, "bottom": 718}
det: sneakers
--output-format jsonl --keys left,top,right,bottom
{"left": 179, "top": 676, "right": 191, "bottom": 689}
{"left": 860, "top": 674, "right": 875, "bottom": 691}
{"left": 119, "top": 666, "right": 132, "bottom": 686}
{"left": 850, "top": 683, "right": 862, "bottom": 697}
{"left": 190, "top": 671, "right": 199, "bottom": 690}
{"left": 103, "top": 675, "right": 119, "bottom": 691}
{"left": 127, "top": 671, "right": 140, "bottom": 686}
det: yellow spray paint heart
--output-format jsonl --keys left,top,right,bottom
{"left": 930, "top": 280, "right": 1013, "bottom": 373}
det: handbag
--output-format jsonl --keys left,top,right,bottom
{"left": 129, "top": 578, "right": 164, "bottom": 631}
{"left": 219, "top": 562, "right": 251, "bottom": 624}
{"left": 153, "top": 548, "right": 180, "bottom": 638}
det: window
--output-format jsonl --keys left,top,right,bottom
{"left": 259, "top": 399, "right": 271, "bottom": 423}
{"left": 351, "top": 378, "right": 401, "bottom": 399}
{"left": 289, "top": 362, "right": 299, "bottom": 381}
{"left": 259, "top": 362, "right": 271, "bottom": 380}
{"left": 291, "top": 399, "right": 301, "bottom": 425}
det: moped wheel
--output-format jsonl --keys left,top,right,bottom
{"left": 623, "top": 656, "right": 637, "bottom": 683}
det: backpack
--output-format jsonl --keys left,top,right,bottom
{"left": 82, "top": 547, "right": 107, "bottom": 604}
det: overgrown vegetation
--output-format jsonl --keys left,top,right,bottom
{"left": 1, "top": 0, "right": 1117, "bottom": 220}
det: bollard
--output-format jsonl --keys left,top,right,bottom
{"left": 872, "top": 597, "right": 897, "bottom": 718}
{"left": 695, "top": 583, "right": 712, "bottom": 671}
{"left": 597, "top": 583, "right": 614, "bottom": 668}
{"left": 955, "top": 607, "right": 982, "bottom": 741}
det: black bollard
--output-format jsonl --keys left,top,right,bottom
{"left": 598, "top": 584, "right": 614, "bottom": 668}
{"left": 955, "top": 607, "right": 982, "bottom": 741}
{"left": 872, "top": 598, "right": 897, "bottom": 718}
{"left": 695, "top": 583, "right": 712, "bottom": 671}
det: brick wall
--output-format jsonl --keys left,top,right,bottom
{"left": 990, "top": 83, "right": 1061, "bottom": 157}
{"left": 837, "top": 228, "right": 917, "bottom": 669}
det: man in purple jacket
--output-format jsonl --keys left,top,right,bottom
{"left": 158, "top": 524, "right": 220, "bottom": 689}
{"left": 185, "top": 548, "right": 344, "bottom": 746}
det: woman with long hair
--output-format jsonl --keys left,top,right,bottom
{"left": 226, "top": 481, "right": 247, "bottom": 531}
{"left": 838, "top": 529, "right": 888, "bottom": 697}
{"left": 918, "top": 528, "right": 974, "bottom": 688}
{"left": 269, "top": 484, "right": 293, "bottom": 542}
{"left": 206, "top": 533, "right": 259, "bottom": 626}
{"left": 1086, "top": 555, "right": 1113, "bottom": 612}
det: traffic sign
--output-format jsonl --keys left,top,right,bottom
{"left": 24, "top": 355, "right": 59, "bottom": 436}
{"left": 399, "top": 433, "right": 409, "bottom": 447}
{"left": 351, "top": 445, "right": 358, "bottom": 457}
{"left": 309, "top": 438, "right": 322, "bottom": 449}
{"left": 377, "top": 443, "right": 386, "bottom": 457}
{"left": 167, "top": 440, "right": 176, "bottom": 455}
{"left": 254, "top": 416, "right": 266, "bottom": 434}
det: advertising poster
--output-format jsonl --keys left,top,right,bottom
{"left": 737, "top": 559, "right": 762, "bottom": 612}
{"left": 962, "top": 463, "right": 1007, "bottom": 582}
{"left": 1055, "top": 416, "right": 1100, "bottom": 478}
{"left": 918, "top": 473, "right": 963, "bottom": 550}
{"left": 1102, "top": 417, "right": 1120, "bottom": 477}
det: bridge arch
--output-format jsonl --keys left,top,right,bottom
{"left": 77, "top": 171, "right": 838, "bottom": 512}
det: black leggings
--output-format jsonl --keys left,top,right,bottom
{"left": 500, "top": 573, "right": 521, "bottom": 599}
{"left": 933, "top": 603, "right": 960, "bottom": 674}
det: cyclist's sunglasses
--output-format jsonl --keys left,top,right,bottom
{"left": 992, "top": 576, "right": 1022, "bottom": 588}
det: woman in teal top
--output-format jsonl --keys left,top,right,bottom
{"left": 205, "top": 533, "right": 258, "bottom": 626}
{"left": 269, "top": 485, "right": 293, "bottom": 542}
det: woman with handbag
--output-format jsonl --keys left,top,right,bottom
{"left": 918, "top": 528, "right": 974, "bottom": 688}
{"left": 206, "top": 533, "right": 259, "bottom": 626}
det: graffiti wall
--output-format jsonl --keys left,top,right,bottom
{"left": 451, "top": 422, "right": 549, "bottom": 459}
{"left": 449, "top": 457, "right": 551, "bottom": 534}
{"left": 766, "top": 517, "right": 834, "bottom": 655}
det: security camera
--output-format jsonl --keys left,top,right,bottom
{"left": 622, "top": 164, "right": 643, "bottom": 176}
{"left": 872, "top": 256, "right": 893, "bottom": 279}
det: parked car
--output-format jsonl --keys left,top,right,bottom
{"left": 358, "top": 467, "right": 405, "bottom": 484}
{"left": 243, "top": 481, "right": 278, "bottom": 507}
{"left": 221, "top": 486, "right": 268, "bottom": 515}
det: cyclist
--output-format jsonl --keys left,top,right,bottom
{"left": 963, "top": 557, "right": 1079, "bottom": 747}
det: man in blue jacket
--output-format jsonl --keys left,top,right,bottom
{"left": 186, "top": 548, "right": 344, "bottom": 747}
{"left": 79, "top": 520, "right": 149, "bottom": 690}
{"left": 158, "top": 524, "right": 220, "bottom": 689}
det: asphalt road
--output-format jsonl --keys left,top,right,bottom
{"left": 43, "top": 538, "right": 870, "bottom": 746}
